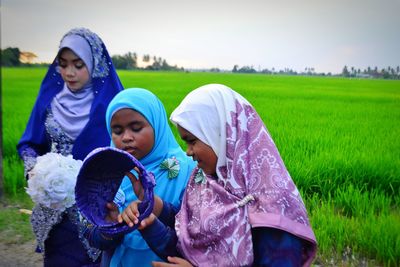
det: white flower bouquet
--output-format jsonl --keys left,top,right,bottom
{"left": 26, "top": 153, "right": 83, "bottom": 212}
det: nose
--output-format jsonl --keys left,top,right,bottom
{"left": 65, "top": 65, "right": 75, "bottom": 77}
{"left": 122, "top": 130, "right": 134, "bottom": 143}
{"left": 186, "top": 145, "right": 194, "bottom": 157}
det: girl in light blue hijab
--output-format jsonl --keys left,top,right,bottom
{"left": 103, "top": 88, "right": 195, "bottom": 266}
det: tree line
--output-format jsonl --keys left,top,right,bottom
{"left": 230, "top": 64, "right": 400, "bottom": 79}
{"left": 2, "top": 47, "right": 399, "bottom": 79}
{"left": 231, "top": 65, "right": 319, "bottom": 75}
{"left": 1, "top": 47, "right": 183, "bottom": 71}
{"left": 342, "top": 65, "right": 400, "bottom": 79}
{"left": 111, "top": 52, "right": 184, "bottom": 71}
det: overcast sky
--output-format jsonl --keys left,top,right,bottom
{"left": 1, "top": 0, "right": 399, "bottom": 73}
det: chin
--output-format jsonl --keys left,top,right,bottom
{"left": 68, "top": 86, "right": 82, "bottom": 92}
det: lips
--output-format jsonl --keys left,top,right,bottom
{"left": 67, "top": 81, "right": 78, "bottom": 86}
{"left": 124, "top": 147, "right": 136, "bottom": 154}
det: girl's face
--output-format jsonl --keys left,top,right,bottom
{"left": 177, "top": 125, "right": 217, "bottom": 176}
{"left": 110, "top": 108, "right": 154, "bottom": 160}
{"left": 58, "top": 48, "right": 90, "bottom": 92}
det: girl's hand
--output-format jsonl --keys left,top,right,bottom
{"left": 118, "top": 200, "right": 141, "bottom": 227}
{"left": 138, "top": 213, "right": 156, "bottom": 229}
{"left": 105, "top": 202, "right": 119, "bottom": 222}
{"left": 126, "top": 168, "right": 164, "bottom": 218}
{"left": 152, "top": 256, "right": 193, "bottom": 267}
{"left": 126, "top": 170, "right": 144, "bottom": 200}
{"left": 118, "top": 202, "right": 157, "bottom": 230}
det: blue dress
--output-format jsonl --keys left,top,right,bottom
{"left": 17, "top": 28, "right": 123, "bottom": 267}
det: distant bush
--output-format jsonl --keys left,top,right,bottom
{"left": 1, "top": 47, "right": 20, "bottom": 67}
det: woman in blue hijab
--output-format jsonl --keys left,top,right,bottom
{"left": 91, "top": 88, "right": 195, "bottom": 266}
{"left": 17, "top": 28, "right": 123, "bottom": 266}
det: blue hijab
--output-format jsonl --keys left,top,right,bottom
{"left": 17, "top": 28, "right": 123, "bottom": 160}
{"left": 105, "top": 88, "right": 195, "bottom": 266}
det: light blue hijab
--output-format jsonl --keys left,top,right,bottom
{"left": 105, "top": 88, "right": 195, "bottom": 266}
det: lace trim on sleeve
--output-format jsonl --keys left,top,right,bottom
{"left": 20, "top": 147, "right": 38, "bottom": 179}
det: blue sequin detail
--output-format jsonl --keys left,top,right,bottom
{"left": 29, "top": 110, "right": 100, "bottom": 261}
{"left": 45, "top": 109, "right": 74, "bottom": 155}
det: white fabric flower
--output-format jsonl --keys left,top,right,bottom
{"left": 26, "top": 153, "right": 82, "bottom": 212}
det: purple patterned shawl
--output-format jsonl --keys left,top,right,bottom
{"left": 170, "top": 84, "right": 317, "bottom": 266}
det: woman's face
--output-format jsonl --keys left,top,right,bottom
{"left": 177, "top": 125, "right": 217, "bottom": 176}
{"left": 58, "top": 48, "right": 90, "bottom": 92}
{"left": 110, "top": 108, "right": 154, "bottom": 160}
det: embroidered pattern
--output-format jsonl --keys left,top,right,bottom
{"left": 176, "top": 96, "right": 314, "bottom": 266}
{"left": 45, "top": 109, "right": 74, "bottom": 155}
{"left": 20, "top": 147, "right": 38, "bottom": 178}
{"left": 160, "top": 156, "right": 180, "bottom": 179}
{"left": 29, "top": 110, "right": 99, "bottom": 260}
{"left": 75, "top": 208, "right": 101, "bottom": 261}
{"left": 31, "top": 204, "right": 64, "bottom": 253}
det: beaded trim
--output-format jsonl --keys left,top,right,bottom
{"left": 236, "top": 194, "right": 255, "bottom": 207}
{"left": 60, "top": 28, "right": 109, "bottom": 78}
{"left": 20, "top": 147, "right": 38, "bottom": 178}
{"left": 45, "top": 109, "right": 74, "bottom": 155}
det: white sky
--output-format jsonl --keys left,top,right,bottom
{"left": 1, "top": 0, "right": 399, "bottom": 73}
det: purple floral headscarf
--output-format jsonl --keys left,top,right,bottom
{"left": 170, "top": 84, "right": 317, "bottom": 266}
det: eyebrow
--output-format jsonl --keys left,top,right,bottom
{"left": 59, "top": 56, "right": 83, "bottom": 63}
{"left": 181, "top": 133, "right": 196, "bottom": 142}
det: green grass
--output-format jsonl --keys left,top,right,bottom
{"left": 0, "top": 194, "right": 35, "bottom": 244}
{"left": 2, "top": 67, "right": 400, "bottom": 266}
{"left": 305, "top": 187, "right": 400, "bottom": 265}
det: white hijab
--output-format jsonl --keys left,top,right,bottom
{"left": 170, "top": 84, "right": 317, "bottom": 266}
{"left": 170, "top": 84, "right": 240, "bottom": 184}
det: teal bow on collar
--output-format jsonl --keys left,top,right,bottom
{"left": 160, "top": 156, "right": 180, "bottom": 179}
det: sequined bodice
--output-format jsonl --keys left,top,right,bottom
{"left": 45, "top": 109, "right": 74, "bottom": 155}
{"left": 28, "top": 110, "right": 100, "bottom": 260}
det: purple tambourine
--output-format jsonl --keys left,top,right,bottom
{"left": 75, "top": 147, "right": 155, "bottom": 235}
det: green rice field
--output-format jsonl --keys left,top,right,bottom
{"left": 2, "top": 67, "right": 400, "bottom": 266}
